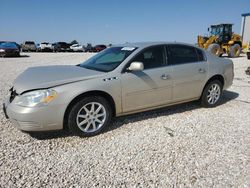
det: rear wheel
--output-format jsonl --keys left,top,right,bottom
{"left": 67, "top": 96, "right": 112, "bottom": 137}
{"left": 208, "top": 43, "right": 222, "bottom": 56}
{"left": 201, "top": 80, "right": 222, "bottom": 107}
{"left": 229, "top": 44, "right": 241, "bottom": 58}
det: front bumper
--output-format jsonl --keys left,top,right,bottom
{"left": 3, "top": 97, "right": 64, "bottom": 132}
{"left": 41, "top": 47, "right": 53, "bottom": 52}
{"left": 0, "top": 51, "right": 20, "bottom": 57}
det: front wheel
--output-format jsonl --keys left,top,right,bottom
{"left": 67, "top": 96, "right": 112, "bottom": 137}
{"left": 229, "top": 44, "right": 241, "bottom": 58}
{"left": 208, "top": 43, "right": 222, "bottom": 57}
{"left": 201, "top": 80, "right": 222, "bottom": 107}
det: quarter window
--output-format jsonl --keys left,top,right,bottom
{"left": 132, "top": 46, "right": 165, "bottom": 69}
{"left": 167, "top": 45, "right": 200, "bottom": 65}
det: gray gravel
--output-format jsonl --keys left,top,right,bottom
{"left": 0, "top": 52, "right": 249, "bottom": 187}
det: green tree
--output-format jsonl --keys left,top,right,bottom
{"left": 70, "top": 40, "right": 78, "bottom": 45}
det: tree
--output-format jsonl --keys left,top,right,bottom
{"left": 70, "top": 40, "right": 78, "bottom": 45}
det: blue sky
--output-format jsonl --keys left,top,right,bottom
{"left": 0, "top": 0, "right": 249, "bottom": 45}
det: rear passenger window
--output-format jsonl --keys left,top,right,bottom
{"left": 167, "top": 45, "right": 199, "bottom": 65}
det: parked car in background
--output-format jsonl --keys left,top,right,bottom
{"left": 3, "top": 42, "right": 234, "bottom": 137}
{"left": 52, "top": 42, "right": 72, "bottom": 52}
{"left": 70, "top": 44, "right": 85, "bottom": 52}
{"left": 3, "top": 41, "right": 21, "bottom": 51}
{"left": 93, "top": 44, "right": 107, "bottom": 52}
{"left": 13, "top": 42, "right": 21, "bottom": 51}
{"left": 85, "top": 43, "right": 94, "bottom": 52}
{"left": 21, "top": 41, "right": 37, "bottom": 52}
{"left": 37, "top": 42, "right": 53, "bottom": 52}
{"left": 0, "top": 41, "right": 20, "bottom": 57}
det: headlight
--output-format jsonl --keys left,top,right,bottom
{"left": 15, "top": 89, "right": 57, "bottom": 107}
{"left": 0, "top": 49, "right": 5, "bottom": 52}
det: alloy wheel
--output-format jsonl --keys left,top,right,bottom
{"left": 76, "top": 102, "right": 106, "bottom": 133}
{"left": 207, "top": 83, "right": 221, "bottom": 105}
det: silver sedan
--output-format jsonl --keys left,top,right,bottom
{"left": 3, "top": 42, "right": 234, "bottom": 137}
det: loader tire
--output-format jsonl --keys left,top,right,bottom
{"left": 229, "top": 44, "right": 241, "bottom": 58}
{"left": 208, "top": 43, "right": 221, "bottom": 57}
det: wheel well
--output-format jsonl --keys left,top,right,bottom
{"left": 205, "top": 75, "right": 224, "bottom": 88}
{"left": 200, "top": 75, "right": 224, "bottom": 100}
{"left": 63, "top": 90, "right": 116, "bottom": 130}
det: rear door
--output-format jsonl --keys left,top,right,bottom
{"left": 166, "top": 44, "right": 208, "bottom": 102}
{"left": 121, "top": 45, "right": 173, "bottom": 113}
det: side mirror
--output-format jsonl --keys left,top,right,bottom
{"left": 207, "top": 27, "right": 210, "bottom": 32}
{"left": 128, "top": 62, "right": 144, "bottom": 72}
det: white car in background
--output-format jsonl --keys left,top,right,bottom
{"left": 38, "top": 42, "right": 53, "bottom": 52}
{"left": 70, "top": 44, "right": 85, "bottom": 52}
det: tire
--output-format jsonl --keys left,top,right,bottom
{"left": 201, "top": 80, "right": 222, "bottom": 107}
{"left": 229, "top": 44, "right": 241, "bottom": 58}
{"left": 67, "top": 96, "right": 112, "bottom": 137}
{"left": 208, "top": 43, "right": 221, "bottom": 56}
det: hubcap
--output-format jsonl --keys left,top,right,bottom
{"left": 207, "top": 83, "right": 221, "bottom": 105}
{"left": 76, "top": 102, "right": 106, "bottom": 133}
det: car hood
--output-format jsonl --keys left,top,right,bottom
{"left": 13, "top": 65, "right": 104, "bottom": 93}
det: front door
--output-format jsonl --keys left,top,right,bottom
{"left": 121, "top": 46, "right": 173, "bottom": 113}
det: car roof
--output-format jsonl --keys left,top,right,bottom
{"left": 114, "top": 42, "right": 198, "bottom": 49}
{"left": 211, "top": 23, "right": 233, "bottom": 27}
{"left": 0, "top": 41, "right": 18, "bottom": 43}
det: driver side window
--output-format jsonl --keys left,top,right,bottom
{"left": 132, "top": 46, "right": 165, "bottom": 70}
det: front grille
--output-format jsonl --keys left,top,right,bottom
{"left": 5, "top": 49, "right": 15, "bottom": 53}
{"left": 5, "top": 49, "right": 18, "bottom": 54}
{"left": 9, "top": 87, "right": 18, "bottom": 103}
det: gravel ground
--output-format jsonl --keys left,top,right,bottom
{"left": 0, "top": 53, "right": 249, "bottom": 187}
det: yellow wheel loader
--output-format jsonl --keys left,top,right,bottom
{"left": 198, "top": 24, "right": 248, "bottom": 57}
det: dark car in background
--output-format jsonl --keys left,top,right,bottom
{"left": 0, "top": 42, "right": 20, "bottom": 57}
{"left": 85, "top": 43, "right": 94, "bottom": 52}
{"left": 93, "top": 44, "right": 107, "bottom": 52}
{"left": 21, "top": 41, "right": 37, "bottom": 52}
{"left": 13, "top": 42, "right": 21, "bottom": 51}
{"left": 52, "top": 42, "right": 72, "bottom": 52}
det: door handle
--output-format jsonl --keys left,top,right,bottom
{"left": 161, "top": 74, "right": 170, "bottom": 80}
{"left": 198, "top": 68, "right": 206, "bottom": 73}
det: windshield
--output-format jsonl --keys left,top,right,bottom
{"left": 0, "top": 42, "right": 18, "bottom": 48}
{"left": 79, "top": 46, "right": 137, "bottom": 72}
{"left": 25, "top": 41, "right": 35, "bottom": 45}
{"left": 210, "top": 26, "right": 223, "bottom": 36}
